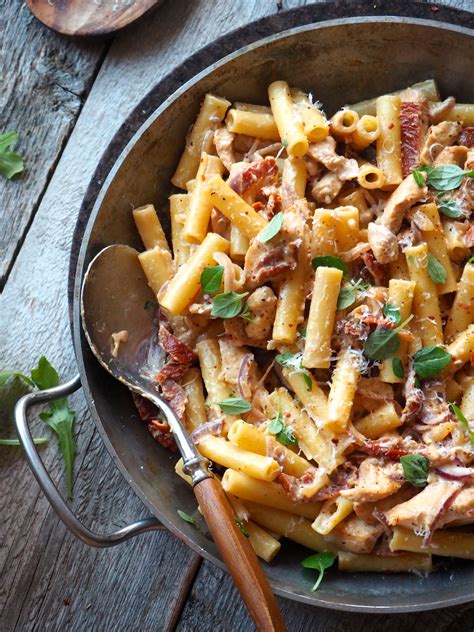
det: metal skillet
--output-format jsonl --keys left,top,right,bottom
{"left": 15, "top": 8, "right": 474, "bottom": 613}
{"left": 80, "top": 244, "right": 286, "bottom": 632}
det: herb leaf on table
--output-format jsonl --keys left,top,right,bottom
{"left": 2, "top": 356, "right": 76, "bottom": 497}
{"left": 31, "top": 357, "right": 77, "bottom": 498}
{"left": 0, "top": 131, "right": 24, "bottom": 179}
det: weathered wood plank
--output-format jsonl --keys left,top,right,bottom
{"left": 0, "top": 0, "right": 471, "bottom": 631}
{"left": 0, "top": 0, "right": 107, "bottom": 289}
{"left": 176, "top": 561, "right": 474, "bottom": 632}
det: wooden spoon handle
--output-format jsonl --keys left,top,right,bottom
{"left": 194, "top": 476, "right": 287, "bottom": 632}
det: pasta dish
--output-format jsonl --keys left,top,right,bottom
{"left": 129, "top": 78, "right": 474, "bottom": 579}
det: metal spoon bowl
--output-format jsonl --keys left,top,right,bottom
{"left": 81, "top": 244, "right": 286, "bottom": 632}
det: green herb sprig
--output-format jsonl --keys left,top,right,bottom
{"left": 1, "top": 357, "right": 76, "bottom": 498}
{"left": 275, "top": 352, "right": 312, "bottom": 390}
{"left": 312, "top": 255, "right": 348, "bottom": 277}
{"left": 363, "top": 315, "right": 413, "bottom": 361}
{"left": 449, "top": 402, "right": 474, "bottom": 444}
{"left": 201, "top": 265, "right": 224, "bottom": 294}
{"left": 413, "top": 165, "right": 474, "bottom": 192}
{"left": 268, "top": 407, "right": 297, "bottom": 447}
{"left": 427, "top": 254, "right": 447, "bottom": 285}
{"left": 258, "top": 212, "right": 284, "bottom": 243}
{"left": 337, "top": 279, "right": 369, "bottom": 311}
{"left": 382, "top": 303, "right": 401, "bottom": 324}
{"left": 211, "top": 291, "right": 249, "bottom": 319}
{"left": 412, "top": 346, "right": 452, "bottom": 379}
{"left": 301, "top": 551, "right": 337, "bottom": 591}
{"left": 177, "top": 510, "right": 195, "bottom": 525}
{"left": 391, "top": 357, "right": 405, "bottom": 379}
{"left": 437, "top": 197, "right": 462, "bottom": 219}
{"left": 217, "top": 398, "right": 252, "bottom": 415}
{"left": 400, "top": 454, "right": 429, "bottom": 487}
{"left": 0, "top": 437, "right": 48, "bottom": 446}
{"left": 0, "top": 131, "right": 24, "bottom": 179}
{"left": 235, "top": 518, "right": 250, "bottom": 538}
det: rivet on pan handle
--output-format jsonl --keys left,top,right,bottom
{"left": 14, "top": 374, "right": 163, "bottom": 547}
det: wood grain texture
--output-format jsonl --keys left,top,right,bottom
{"left": 177, "top": 561, "right": 474, "bottom": 632}
{"left": 0, "top": 0, "right": 107, "bottom": 289}
{"left": 26, "top": 0, "right": 163, "bottom": 37}
{"left": 194, "top": 477, "right": 286, "bottom": 632}
{"left": 0, "top": 0, "right": 472, "bottom": 631}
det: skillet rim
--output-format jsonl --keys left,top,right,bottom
{"left": 70, "top": 6, "right": 474, "bottom": 613}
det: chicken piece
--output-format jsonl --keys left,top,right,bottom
{"left": 308, "top": 136, "right": 359, "bottom": 180}
{"left": 434, "top": 145, "right": 469, "bottom": 167}
{"left": 323, "top": 515, "right": 384, "bottom": 553}
{"left": 228, "top": 156, "right": 278, "bottom": 195}
{"left": 437, "top": 486, "right": 474, "bottom": 528}
{"left": 428, "top": 97, "right": 456, "bottom": 124}
{"left": 243, "top": 239, "right": 299, "bottom": 288}
{"left": 367, "top": 222, "right": 399, "bottom": 264}
{"left": 311, "top": 171, "right": 343, "bottom": 204}
{"left": 353, "top": 485, "right": 417, "bottom": 525}
{"left": 278, "top": 467, "right": 329, "bottom": 501}
{"left": 380, "top": 174, "right": 428, "bottom": 234}
{"left": 420, "top": 120, "right": 461, "bottom": 165}
{"left": 244, "top": 286, "right": 277, "bottom": 341}
{"left": 340, "top": 458, "right": 403, "bottom": 503}
{"left": 384, "top": 479, "right": 463, "bottom": 535}
{"left": 213, "top": 127, "right": 235, "bottom": 170}
{"left": 218, "top": 337, "right": 256, "bottom": 389}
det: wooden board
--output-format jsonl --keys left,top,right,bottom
{"left": 0, "top": 0, "right": 472, "bottom": 630}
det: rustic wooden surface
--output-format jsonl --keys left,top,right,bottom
{"left": 0, "top": 1, "right": 472, "bottom": 631}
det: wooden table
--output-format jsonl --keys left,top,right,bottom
{"left": 1, "top": 1, "right": 473, "bottom": 630}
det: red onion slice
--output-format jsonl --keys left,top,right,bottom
{"left": 436, "top": 465, "right": 474, "bottom": 481}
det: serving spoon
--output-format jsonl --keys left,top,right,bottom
{"left": 81, "top": 244, "right": 286, "bottom": 632}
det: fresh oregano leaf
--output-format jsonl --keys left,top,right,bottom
{"left": 275, "top": 352, "right": 312, "bottom": 390}
{"left": 211, "top": 291, "right": 249, "bottom": 318}
{"left": 413, "top": 346, "right": 452, "bottom": 379}
{"left": 449, "top": 402, "right": 474, "bottom": 444}
{"left": 301, "top": 551, "right": 337, "bottom": 592}
{"left": 0, "top": 131, "right": 24, "bottom": 179}
{"left": 437, "top": 197, "right": 462, "bottom": 218}
{"left": 400, "top": 454, "right": 429, "bottom": 487}
{"left": 425, "top": 164, "right": 474, "bottom": 192}
{"left": 382, "top": 303, "right": 401, "bottom": 324}
{"left": 258, "top": 212, "right": 284, "bottom": 243}
{"left": 363, "top": 315, "right": 413, "bottom": 361}
{"left": 392, "top": 357, "right": 405, "bottom": 379}
{"left": 217, "top": 398, "right": 252, "bottom": 415}
{"left": 427, "top": 253, "right": 447, "bottom": 285}
{"left": 177, "top": 510, "right": 195, "bottom": 525}
{"left": 311, "top": 255, "right": 348, "bottom": 277}
{"left": 201, "top": 265, "right": 224, "bottom": 294}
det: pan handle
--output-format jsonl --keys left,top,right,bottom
{"left": 14, "top": 374, "right": 163, "bottom": 547}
